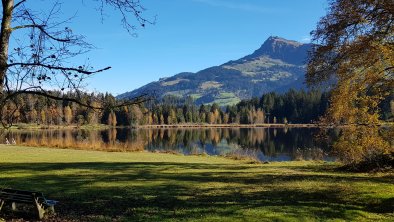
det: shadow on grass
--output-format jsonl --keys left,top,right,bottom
{"left": 0, "top": 162, "right": 393, "bottom": 221}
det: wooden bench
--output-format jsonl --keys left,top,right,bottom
{"left": 0, "top": 188, "right": 58, "bottom": 219}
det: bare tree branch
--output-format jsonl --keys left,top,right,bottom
{"left": 12, "top": 0, "right": 27, "bottom": 10}
{"left": 12, "top": 24, "right": 73, "bottom": 42}
{"left": 7, "top": 62, "right": 111, "bottom": 75}
{"left": 0, "top": 0, "right": 154, "bottom": 127}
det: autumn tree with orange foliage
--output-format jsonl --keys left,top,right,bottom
{"left": 307, "top": 0, "right": 393, "bottom": 168}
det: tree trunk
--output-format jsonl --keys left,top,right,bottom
{"left": 0, "top": 0, "right": 14, "bottom": 94}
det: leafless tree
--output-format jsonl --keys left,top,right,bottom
{"left": 0, "top": 0, "right": 155, "bottom": 127}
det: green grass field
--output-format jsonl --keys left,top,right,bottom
{"left": 0, "top": 145, "right": 393, "bottom": 221}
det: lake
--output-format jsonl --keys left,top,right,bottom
{"left": 0, "top": 127, "right": 338, "bottom": 162}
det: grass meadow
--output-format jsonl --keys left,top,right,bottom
{"left": 0, "top": 145, "right": 393, "bottom": 221}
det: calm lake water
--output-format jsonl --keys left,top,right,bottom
{"left": 0, "top": 127, "right": 340, "bottom": 162}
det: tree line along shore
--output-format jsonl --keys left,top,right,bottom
{"left": 2, "top": 89, "right": 393, "bottom": 129}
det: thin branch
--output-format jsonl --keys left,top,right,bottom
{"left": 13, "top": 0, "right": 28, "bottom": 10}
{"left": 12, "top": 24, "right": 72, "bottom": 42}
{"left": 7, "top": 62, "right": 111, "bottom": 75}
{"left": 381, "top": 66, "right": 394, "bottom": 73}
{"left": 2, "top": 89, "right": 151, "bottom": 111}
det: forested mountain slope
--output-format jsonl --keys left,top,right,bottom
{"left": 118, "top": 36, "right": 313, "bottom": 106}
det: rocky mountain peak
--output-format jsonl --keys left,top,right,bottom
{"left": 264, "top": 36, "right": 303, "bottom": 47}
{"left": 244, "top": 36, "right": 312, "bottom": 65}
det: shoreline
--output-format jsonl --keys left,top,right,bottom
{"left": 133, "top": 123, "right": 319, "bottom": 129}
{"left": 2, "top": 122, "right": 393, "bottom": 130}
{"left": 133, "top": 122, "right": 394, "bottom": 129}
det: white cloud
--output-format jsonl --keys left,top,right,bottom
{"left": 193, "top": 0, "right": 274, "bottom": 13}
{"left": 300, "top": 36, "right": 311, "bottom": 43}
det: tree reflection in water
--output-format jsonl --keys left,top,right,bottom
{"left": 1, "top": 128, "right": 342, "bottom": 161}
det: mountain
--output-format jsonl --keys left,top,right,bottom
{"left": 118, "top": 36, "right": 313, "bottom": 106}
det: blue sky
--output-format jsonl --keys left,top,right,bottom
{"left": 28, "top": 0, "right": 328, "bottom": 95}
